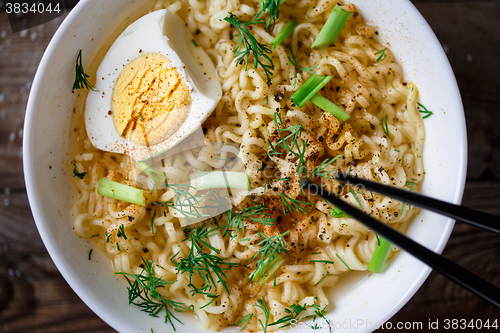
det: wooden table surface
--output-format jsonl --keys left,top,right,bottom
{"left": 1, "top": 0, "right": 499, "bottom": 332}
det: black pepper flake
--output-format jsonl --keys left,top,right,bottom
{"left": 127, "top": 216, "right": 134, "bottom": 221}
{"left": 143, "top": 248, "right": 149, "bottom": 253}
{"left": 318, "top": 136, "right": 324, "bottom": 142}
{"left": 274, "top": 93, "right": 285, "bottom": 102}
{"left": 195, "top": 29, "right": 201, "bottom": 35}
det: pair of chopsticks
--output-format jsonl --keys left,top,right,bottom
{"left": 302, "top": 174, "right": 500, "bottom": 308}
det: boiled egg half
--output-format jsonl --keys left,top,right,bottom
{"left": 85, "top": 9, "right": 221, "bottom": 161}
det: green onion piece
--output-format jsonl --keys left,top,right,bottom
{"left": 311, "top": 5, "right": 351, "bottom": 49}
{"left": 270, "top": 19, "right": 297, "bottom": 48}
{"left": 136, "top": 161, "right": 166, "bottom": 183}
{"left": 250, "top": 254, "right": 285, "bottom": 285}
{"left": 310, "top": 94, "right": 351, "bottom": 122}
{"left": 291, "top": 74, "right": 332, "bottom": 108}
{"left": 195, "top": 171, "right": 250, "bottom": 190}
{"left": 97, "top": 178, "right": 146, "bottom": 207}
{"left": 367, "top": 236, "right": 392, "bottom": 273}
{"left": 330, "top": 206, "right": 350, "bottom": 218}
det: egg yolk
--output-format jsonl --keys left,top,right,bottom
{"left": 111, "top": 53, "right": 191, "bottom": 147}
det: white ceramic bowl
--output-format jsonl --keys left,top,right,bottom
{"left": 23, "top": 0, "right": 467, "bottom": 332}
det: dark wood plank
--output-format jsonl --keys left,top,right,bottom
{"left": 413, "top": 0, "right": 500, "bottom": 181}
{"left": 1, "top": 1, "right": 500, "bottom": 332}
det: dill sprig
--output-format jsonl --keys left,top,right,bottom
{"left": 299, "top": 64, "right": 319, "bottom": 74}
{"left": 400, "top": 178, "right": 417, "bottom": 215}
{"left": 249, "top": 231, "right": 290, "bottom": 281}
{"left": 418, "top": 102, "right": 434, "bottom": 119}
{"left": 224, "top": 13, "right": 274, "bottom": 81}
{"left": 288, "top": 46, "right": 298, "bottom": 66}
{"left": 268, "top": 113, "right": 303, "bottom": 156}
{"left": 116, "top": 258, "right": 188, "bottom": 331}
{"left": 153, "top": 183, "right": 209, "bottom": 220}
{"left": 255, "top": 0, "right": 282, "bottom": 32}
{"left": 375, "top": 48, "right": 387, "bottom": 62}
{"left": 382, "top": 113, "right": 390, "bottom": 138}
{"left": 73, "top": 50, "right": 96, "bottom": 91}
{"left": 309, "top": 154, "right": 344, "bottom": 179}
{"left": 336, "top": 253, "right": 352, "bottom": 271}
{"left": 117, "top": 224, "right": 128, "bottom": 240}
{"left": 73, "top": 164, "right": 87, "bottom": 179}
{"left": 175, "top": 224, "right": 237, "bottom": 297}
{"left": 314, "top": 272, "right": 333, "bottom": 286}
{"left": 235, "top": 313, "right": 254, "bottom": 331}
{"left": 349, "top": 187, "right": 363, "bottom": 210}
{"left": 270, "top": 303, "right": 307, "bottom": 328}
{"left": 223, "top": 203, "right": 274, "bottom": 238}
{"left": 281, "top": 193, "right": 313, "bottom": 216}
{"left": 255, "top": 298, "right": 271, "bottom": 333}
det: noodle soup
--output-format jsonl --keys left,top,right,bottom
{"left": 69, "top": 0, "right": 427, "bottom": 331}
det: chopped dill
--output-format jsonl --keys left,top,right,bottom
{"left": 118, "top": 224, "right": 128, "bottom": 240}
{"left": 235, "top": 313, "right": 254, "bottom": 331}
{"left": 73, "top": 50, "right": 96, "bottom": 91}
{"left": 418, "top": 102, "right": 434, "bottom": 119}
{"left": 288, "top": 46, "right": 298, "bottom": 66}
{"left": 349, "top": 187, "right": 363, "bottom": 210}
{"left": 72, "top": 164, "right": 87, "bottom": 179}
{"left": 299, "top": 64, "right": 319, "bottom": 74}
{"left": 88, "top": 248, "right": 93, "bottom": 260}
{"left": 255, "top": 298, "right": 271, "bottom": 333}
{"left": 175, "top": 224, "right": 238, "bottom": 296}
{"left": 116, "top": 258, "right": 188, "bottom": 331}
{"left": 281, "top": 193, "right": 313, "bottom": 216}
{"left": 224, "top": 13, "right": 274, "bottom": 81}
{"left": 255, "top": 0, "right": 282, "bottom": 32}
{"left": 310, "top": 155, "right": 343, "bottom": 179}
{"left": 400, "top": 178, "right": 417, "bottom": 215}
{"left": 375, "top": 48, "right": 387, "bottom": 62}
{"left": 249, "top": 231, "right": 290, "bottom": 282}
{"left": 309, "top": 260, "right": 334, "bottom": 264}
{"left": 151, "top": 210, "right": 156, "bottom": 235}
{"left": 270, "top": 303, "right": 307, "bottom": 328}
{"left": 382, "top": 113, "right": 390, "bottom": 138}
{"left": 223, "top": 203, "right": 274, "bottom": 237}
{"left": 314, "top": 272, "right": 333, "bottom": 286}
{"left": 336, "top": 253, "right": 352, "bottom": 271}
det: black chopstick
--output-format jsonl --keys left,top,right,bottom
{"left": 335, "top": 174, "right": 500, "bottom": 234}
{"left": 302, "top": 180, "right": 500, "bottom": 309}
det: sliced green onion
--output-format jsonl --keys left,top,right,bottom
{"left": 270, "top": 19, "right": 297, "bottom": 48}
{"left": 97, "top": 178, "right": 146, "bottom": 207}
{"left": 310, "top": 94, "right": 351, "bottom": 122}
{"left": 367, "top": 236, "right": 392, "bottom": 273}
{"left": 311, "top": 5, "right": 351, "bottom": 49}
{"left": 195, "top": 171, "right": 250, "bottom": 190}
{"left": 291, "top": 74, "right": 332, "bottom": 107}
{"left": 249, "top": 254, "right": 285, "bottom": 285}
{"left": 136, "top": 161, "right": 166, "bottom": 183}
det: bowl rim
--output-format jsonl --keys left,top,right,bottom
{"left": 23, "top": 0, "right": 468, "bottom": 331}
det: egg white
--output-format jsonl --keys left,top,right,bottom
{"left": 85, "top": 9, "right": 221, "bottom": 161}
